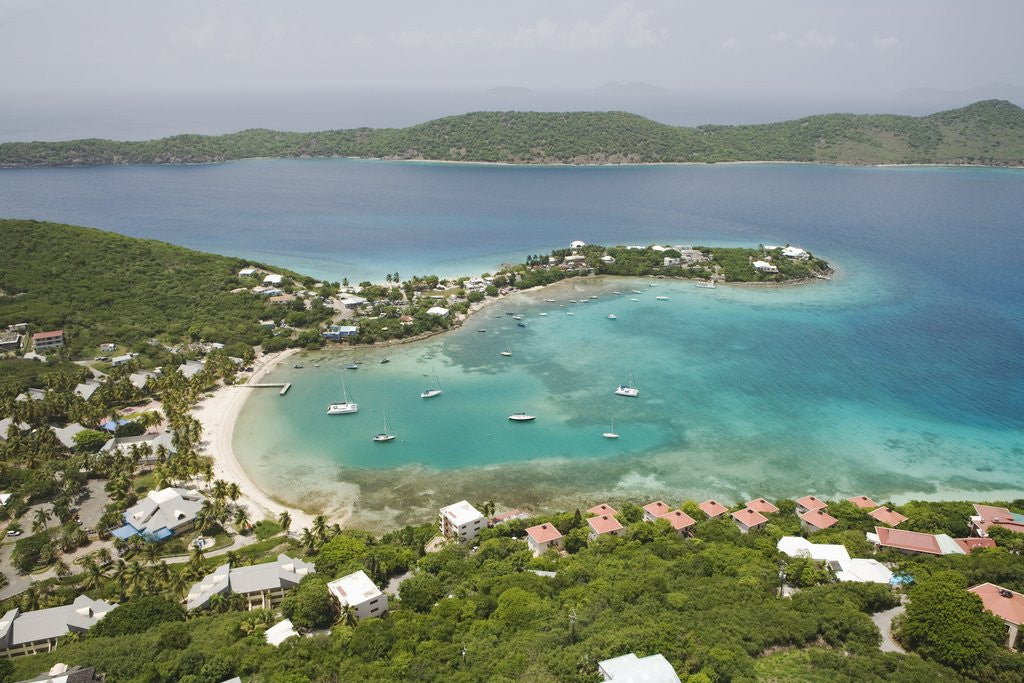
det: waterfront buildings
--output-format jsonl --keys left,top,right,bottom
{"left": 0, "top": 596, "right": 116, "bottom": 658}
{"left": 439, "top": 500, "right": 485, "bottom": 543}
{"left": 327, "top": 570, "right": 388, "bottom": 619}
{"left": 185, "top": 554, "right": 315, "bottom": 611}
{"left": 115, "top": 487, "right": 205, "bottom": 541}
{"left": 525, "top": 523, "right": 563, "bottom": 556}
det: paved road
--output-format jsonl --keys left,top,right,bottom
{"left": 872, "top": 604, "right": 906, "bottom": 653}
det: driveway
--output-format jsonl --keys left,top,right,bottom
{"left": 872, "top": 604, "right": 906, "bottom": 653}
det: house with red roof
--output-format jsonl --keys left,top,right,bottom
{"left": 731, "top": 508, "right": 768, "bottom": 534}
{"left": 587, "top": 503, "right": 618, "bottom": 517}
{"left": 970, "top": 504, "right": 1024, "bottom": 537}
{"left": 799, "top": 509, "right": 838, "bottom": 533}
{"left": 642, "top": 501, "right": 670, "bottom": 522}
{"left": 524, "top": 523, "right": 563, "bottom": 557}
{"left": 795, "top": 496, "right": 828, "bottom": 514}
{"left": 867, "top": 526, "right": 991, "bottom": 556}
{"left": 954, "top": 537, "right": 997, "bottom": 553}
{"left": 698, "top": 500, "right": 728, "bottom": 519}
{"left": 745, "top": 498, "right": 779, "bottom": 515}
{"left": 968, "top": 583, "right": 1024, "bottom": 649}
{"left": 847, "top": 495, "right": 878, "bottom": 510}
{"left": 31, "top": 330, "right": 64, "bottom": 352}
{"left": 868, "top": 506, "right": 908, "bottom": 527}
{"left": 587, "top": 514, "right": 623, "bottom": 540}
{"left": 658, "top": 510, "right": 696, "bottom": 536}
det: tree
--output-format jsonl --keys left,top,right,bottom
{"left": 277, "top": 510, "right": 292, "bottom": 534}
{"left": 900, "top": 571, "right": 1006, "bottom": 673}
{"left": 281, "top": 575, "right": 336, "bottom": 629}
{"left": 73, "top": 428, "right": 110, "bottom": 453}
{"left": 31, "top": 506, "right": 52, "bottom": 533}
{"left": 398, "top": 572, "right": 443, "bottom": 613}
{"left": 314, "top": 533, "right": 368, "bottom": 577}
{"left": 93, "top": 595, "right": 185, "bottom": 636}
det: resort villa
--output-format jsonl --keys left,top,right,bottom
{"left": 800, "top": 508, "right": 839, "bottom": 533}
{"left": 752, "top": 260, "right": 779, "bottom": 274}
{"left": 185, "top": 554, "right": 315, "bottom": 611}
{"left": 588, "top": 503, "right": 618, "bottom": 517}
{"left": 113, "top": 487, "right": 205, "bottom": 541}
{"left": 597, "top": 653, "right": 681, "bottom": 682}
{"left": 777, "top": 537, "right": 893, "bottom": 585}
{"left": 31, "top": 330, "right": 64, "bottom": 352}
{"left": 968, "top": 583, "right": 1024, "bottom": 649}
{"left": 847, "top": 495, "right": 879, "bottom": 510}
{"left": 525, "top": 523, "right": 563, "bottom": 556}
{"left": 439, "top": 501, "right": 486, "bottom": 543}
{"left": 869, "top": 506, "right": 909, "bottom": 527}
{"left": 327, "top": 570, "right": 388, "bottom": 620}
{"left": 745, "top": 498, "right": 780, "bottom": 515}
{"left": 642, "top": 501, "right": 671, "bottom": 521}
{"left": 732, "top": 508, "right": 769, "bottom": 534}
{"left": 795, "top": 495, "right": 827, "bottom": 514}
{"left": 178, "top": 359, "right": 206, "bottom": 379}
{"left": 659, "top": 510, "right": 697, "bottom": 536}
{"left": 970, "top": 504, "right": 1024, "bottom": 537}
{"left": 699, "top": 500, "right": 729, "bottom": 519}
{"left": 867, "top": 526, "right": 995, "bottom": 556}
{"left": 587, "top": 514, "right": 623, "bottom": 540}
{"left": 0, "top": 596, "right": 116, "bottom": 658}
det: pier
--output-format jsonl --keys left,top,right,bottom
{"left": 235, "top": 382, "right": 291, "bottom": 395}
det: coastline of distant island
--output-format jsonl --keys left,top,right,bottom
{"left": 2, "top": 99, "right": 1022, "bottom": 168}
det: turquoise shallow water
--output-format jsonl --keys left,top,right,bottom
{"left": 2, "top": 160, "right": 1022, "bottom": 528}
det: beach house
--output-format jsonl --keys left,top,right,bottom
{"left": 795, "top": 495, "right": 827, "bottom": 514}
{"left": 262, "top": 273, "right": 283, "bottom": 285}
{"left": 731, "top": 508, "right": 768, "bottom": 533}
{"left": 752, "top": 260, "right": 779, "bottom": 274}
{"left": 185, "top": 554, "right": 315, "bottom": 611}
{"left": 327, "top": 570, "right": 388, "bottom": 619}
{"left": 866, "top": 526, "right": 994, "bottom": 556}
{"left": 968, "top": 583, "right": 1024, "bottom": 649}
{"left": 699, "top": 500, "right": 729, "bottom": 519}
{"left": 659, "top": 510, "right": 697, "bottom": 536}
{"left": 868, "top": 506, "right": 908, "bottom": 527}
{"left": 525, "top": 523, "right": 563, "bottom": 556}
{"left": 588, "top": 503, "right": 618, "bottom": 517}
{"left": 777, "top": 537, "right": 893, "bottom": 584}
{"left": 114, "top": 487, "right": 205, "bottom": 541}
{"left": 970, "top": 504, "right": 1024, "bottom": 537}
{"left": 587, "top": 514, "right": 623, "bottom": 540}
{"left": 641, "top": 501, "right": 671, "bottom": 522}
{"left": 799, "top": 508, "right": 839, "bottom": 533}
{"left": 781, "top": 246, "right": 810, "bottom": 260}
{"left": 745, "top": 498, "right": 779, "bottom": 515}
{"left": 0, "top": 596, "right": 116, "bottom": 658}
{"left": 439, "top": 500, "right": 485, "bottom": 543}
{"left": 847, "top": 495, "right": 878, "bottom": 510}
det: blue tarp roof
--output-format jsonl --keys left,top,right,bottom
{"left": 102, "top": 418, "right": 130, "bottom": 432}
{"left": 111, "top": 524, "right": 139, "bottom": 540}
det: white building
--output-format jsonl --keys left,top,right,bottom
{"left": 439, "top": 500, "right": 485, "bottom": 543}
{"left": 752, "top": 260, "right": 779, "bottom": 274}
{"left": 73, "top": 380, "right": 101, "bottom": 401}
{"left": 0, "top": 596, "right": 116, "bottom": 658}
{"left": 178, "top": 359, "right": 205, "bottom": 378}
{"left": 570, "top": 240, "right": 586, "bottom": 249}
{"left": 262, "top": 273, "right": 284, "bottom": 285}
{"left": 777, "top": 536, "right": 894, "bottom": 584}
{"left": 781, "top": 246, "right": 809, "bottom": 260}
{"left": 238, "top": 267, "right": 258, "bottom": 277}
{"left": 426, "top": 306, "right": 450, "bottom": 317}
{"left": 117, "top": 487, "right": 205, "bottom": 541}
{"left": 598, "top": 653, "right": 681, "bottom": 682}
{"left": 600, "top": 255, "right": 616, "bottom": 264}
{"left": 111, "top": 354, "right": 133, "bottom": 367}
{"left": 264, "top": 619, "right": 299, "bottom": 647}
{"left": 327, "top": 570, "right": 388, "bottom": 619}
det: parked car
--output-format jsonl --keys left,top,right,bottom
{"left": 6, "top": 530, "right": 22, "bottom": 537}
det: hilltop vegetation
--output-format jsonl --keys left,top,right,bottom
{"left": 0, "top": 219, "right": 325, "bottom": 355}
{"left": 1, "top": 100, "right": 1023, "bottom": 167}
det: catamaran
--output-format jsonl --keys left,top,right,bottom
{"left": 421, "top": 368, "right": 442, "bottom": 398}
{"left": 508, "top": 412, "right": 536, "bottom": 422}
{"left": 615, "top": 373, "right": 639, "bottom": 397}
{"left": 327, "top": 376, "right": 358, "bottom": 414}
{"left": 603, "top": 419, "right": 619, "bottom": 439}
{"left": 373, "top": 411, "right": 395, "bottom": 442}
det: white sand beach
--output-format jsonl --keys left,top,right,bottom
{"left": 192, "top": 347, "right": 324, "bottom": 531}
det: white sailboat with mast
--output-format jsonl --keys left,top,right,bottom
{"left": 602, "top": 418, "right": 619, "bottom": 439}
{"left": 327, "top": 375, "right": 358, "bottom": 414}
{"left": 372, "top": 410, "right": 395, "bottom": 442}
{"left": 421, "top": 368, "right": 443, "bottom": 398}
{"left": 614, "top": 372, "right": 639, "bottom": 397}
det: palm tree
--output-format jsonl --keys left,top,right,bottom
{"left": 312, "top": 515, "right": 328, "bottom": 541}
{"left": 211, "top": 479, "right": 228, "bottom": 504}
{"left": 96, "top": 547, "right": 113, "bottom": 566}
{"left": 77, "top": 555, "right": 106, "bottom": 590}
{"left": 340, "top": 604, "right": 359, "bottom": 628}
{"left": 54, "top": 559, "right": 71, "bottom": 581}
{"left": 233, "top": 506, "right": 251, "bottom": 532}
{"left": 300, "top": 528, "right": 318, "bottom": 552}
{"left": 31, "top": 507, "right": 52, "bottom": 533}
{"left": 20, "top": 582, "right": 44, "bottom": 611}
{"left": 277, "top": 510, "right": 292, "bottom": 534}
{"left": 226, "top": 482, "right": 240, "bottom": 503}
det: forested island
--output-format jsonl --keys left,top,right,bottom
{"left": 1, "top": 99, "right": 1022, "bottom": 168}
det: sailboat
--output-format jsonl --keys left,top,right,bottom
{"left": 327, "top": 375, "right": 358, "bottom": 414}
{"left": 508, "top": 412, "right": 536, "bottom": 422}
{"left": 420, "top": 368, "right": 442, "bottom": 398}
{"left": 614, "top": 372, "right": 639, "bottom": 397}
{"left": 500, "top": 343, "right": 512, "bottom": 357}
{"left": 602, "top": 419, "right": 619, "bottom": 439}
{"left": 372, "top": 411, "right": 395, "bottom": 442}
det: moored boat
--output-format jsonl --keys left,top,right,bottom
{"left": 508, "top": 412, "right": 536, "bottom": 422}
{"left": 327, "top": 376, "right": 358, "bottom": 414}
{"left": 614, "top": 372, "right": 639, "bottom": 397}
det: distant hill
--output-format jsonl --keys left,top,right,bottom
{"left": 1, "top": 100, "right": 1022, "bottom": 167}
{"left": 0, "top": 220, "right": 315, "bottom": 354}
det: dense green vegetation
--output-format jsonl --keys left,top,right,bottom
{"left": 5, "top": 496, "right": 1024, "bottom": 682}
{"left": 0, "top": 220, "right": 331, "bottom": 355}
{"left": 2, "top": 100, "right": 1022, "bottom": 167}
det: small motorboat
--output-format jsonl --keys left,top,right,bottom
{"left": 613, "top": 291, "right": 621, "bottom": 295}
{"left": 379, "top": 358, "right": 391, "bottom": 364}
{"left": 516, "top": 322, "right": 527, "bottom": 328}
{"left": 607, "top": 314, "right": 617, "bottom": 320}
{"left": 545, "top": 299, "right": 556, "bottom": 303}
{"left": 346, "top": 363, "right": 359, "bottom": 369}
{"left": 656, "top": 296, "right": 669, "bottom": 301}
{"left": 293, "top": 364, "right": 304, "bottom": 369}
{"left": 632, "top": 289, "right": 643, "bottom": 294}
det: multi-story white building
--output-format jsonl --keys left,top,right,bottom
{"left": 185, "top": 554, "right": 315, "bottom": 611}
{"left": 0, "top": 596, "right": 116, "bottom": 658}
{"left": 327, "top": 570, "right": 388, "bottom": 619}
{"left": 439, "top": 500, "right": 485, "bottom": 543}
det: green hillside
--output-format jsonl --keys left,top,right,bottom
{"left": 0, "top": 220, "right": 317, "bottom": 354}
{"left": 2, "top": 100, "right": 1023, "bottom": 167}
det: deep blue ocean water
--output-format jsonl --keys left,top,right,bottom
{"left": 2, "top": 160, "right": 1022, "bottom": 527}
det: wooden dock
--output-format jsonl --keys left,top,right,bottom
{"left": 235, "top": 382, "right": 291, "bottom": 395}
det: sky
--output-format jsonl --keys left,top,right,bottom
{"left": 1, "top": 0, "right": 1022, "bottom": 138}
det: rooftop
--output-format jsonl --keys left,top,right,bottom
{"left": 699, "top": 500, "right": 728, "bottom": 518}
{"left": 796, "top": 495, "right": 827, "bottom": 512}
{"left": 598, "top": 652, "right": 681, "bottom": 683}
{"left": 968, "top": 583, "right": 1024, "bottom": 626}
{"left": 643, "top": 501, "right": 670, "bottom": 517}
{"left": 122, "top": 487, "right": 205, "bottom": 538}
{"left": 525, "top": 523, "right": 563, "bottom": 544}
{"left": 972, "top": 504, "right": 1024, "bottom": 535}
{"left": 847, "top": 495, "right": 879, "bottom": 509}
{"left": 870, "top": 526, "right": 961, "bottom": 555}
{"left": 588, "top": 503, "right": 618, "bottom": 517}
{"left": 869, "top": 506, "right": 908, "bottom": 527}
{"left": 265, "top": 619, "right": 299, "bottom": 647}
{"left": 31, "top": 330, "right": 63, "bottom": 340}
{"left": 0, "top": 596, "right": 116, "bottom": 649}
{"left": 659, "top": 510, "right": 696, "bottom": 531}
{"left": 800, "top": 508, "right": 839, "bottom": 530}
{"left": 588, "top": 514, "right": 623, "bottom": 535}
{"left": 327, "top": 570, "right": 383, "bottom": 606}
{"left": 745, "top": 498, "right": 779, "bottom": 514}
{"left": 439, "top": 500, "right": 484, "bottom": 527}
{"left": 777, "top": 537, "right": 851, "bottom": 564}
{"left": 732, "top": 508, "right": 768, "bottom": 527}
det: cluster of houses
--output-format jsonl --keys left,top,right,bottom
{"left": 0, "top": 325, "right": 67, "bottom": 357}
{"left": 752, "top": 245, "right": 810, "bottom": 274}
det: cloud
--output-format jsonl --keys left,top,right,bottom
{"left": 768, "top": 30, "right": 790, "bottom": 43}
{"left": 388, "top": 3, "right": 663, "bottom": 52}
{"left": 797, "top": 29, "right": 837, "bottom": 49}
{"left": 872, "top": 35, "right": 900, "bottom": 50}
{"left": 719, "top": 37, "right": 739, "bottom": 51}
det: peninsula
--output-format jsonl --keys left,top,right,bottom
{"left": 2, "top": 99, "right": 1023, "bottom": 168}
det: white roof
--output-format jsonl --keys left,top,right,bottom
{"left": 426, "top": 306, "right": 450, "bottom": 316}
{"left": 0, "top": 493, "right": 12, "bottom": 506}
{"left": 327, "top": 570, "right": 383, "bottom": 607}
{"left": 263, "top": 273, "right": 283, "bottom": 284}
{"left": 52, "top": 423, "right": 88, "bottom": 449}
{"left": 185, "top": 554, "right": 314, "bottom": 610}
{"left": 782, "top": 246, "right": 808, "bottom": 256}
{"left": 178, "top": 359, "right": 205, "bottom": 378}
{"left": 122, "top": 487, "right": 205, "bottom": 536}
{"left": 74, "top": 381, "right": 101, "bottom": 401}
{"left": 834, "top": 558, "right": 893, "bottom": 584}
{"left": 935, "top": 533, "right": 967, "bottom": 555}
{"left": 440, "top": 500, "right": 483, "bottom": 526}
{"left": 0, "top": 596, "right": 116, "bottom": 648}
{"left": 752, "top": 260, "right": 776, "bottom": 269}
{"left": 598, "top": 653, "right": 681, "bottom": 682}
{"left": 570, "top": 240, "right": 586, "bottom": 248}
{"left": 238, "top": 267, "right": 257, "bottom": 276}
{"left": 111, "top": 354, "right": 133, "bottom": 364}
{"left": 777, "top": 536, "right": 851, "bottom": 564}
{"left": 265, "top": 619, "right": 298, "bottom": 646}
